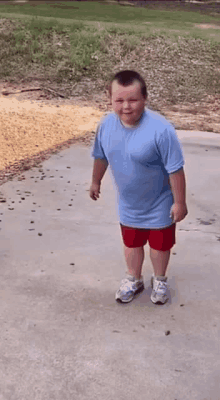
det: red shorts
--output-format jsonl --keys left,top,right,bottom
{"left": 120, "top": 223, "right": 176, "bottom": 251}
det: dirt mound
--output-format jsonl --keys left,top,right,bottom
{"left": 0, "top": 96, "right": 104, "bottom": 170}
{"left": 0, "top": 93, "right": 105, "bottom": 185}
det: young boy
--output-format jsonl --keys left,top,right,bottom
{"left": 89, "top": 70, "right": 188, "bottom": 304}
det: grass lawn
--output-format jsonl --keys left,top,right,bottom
{"left": 0, "top": 1, "right": 219, "bottom": 127}
{"left": 0, "top": 1, "right": 220, "bottom": 24}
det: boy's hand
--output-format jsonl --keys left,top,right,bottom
{"left": 89, "top": 182, "right": 101, "bottom": 201}
{"left": 170, "top": 203, "right": 188, "bottom": 223}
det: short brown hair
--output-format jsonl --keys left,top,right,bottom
{"left": 108, "top": 70, "right": 147, "bottom": 99}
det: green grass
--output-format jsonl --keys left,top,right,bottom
{"left": 0, "top": 1, "right": 220, "bottom": 25}
{"left": 0, "top": 1, "right": 203, "bottom": 22}
{"left": 0, "top": 1, "right": 220, "bottom": 45}
{"left": 0, "top": 1, "right": 218, "bottom": 24}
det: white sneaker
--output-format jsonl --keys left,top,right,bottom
{"left": 151, "top": 276, "right": 168, "bottom": 304}
{"left": 115, "top": 274, "right": 144, "bottom": 303}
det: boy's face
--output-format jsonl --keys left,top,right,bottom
{"left": 111, "top": 80, "right": 146, "bottom": 126}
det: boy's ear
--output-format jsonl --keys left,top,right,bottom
{"left": 107, "top": 90, "right": 112, "bottom": 105}
{"left": 105, "top": 83, "right": 112, "bottom": 104}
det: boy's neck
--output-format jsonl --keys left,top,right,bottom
{"left": 121, "top": 121, "right": 135, "bottom": 128}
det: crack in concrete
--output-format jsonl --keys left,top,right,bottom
{"left": 178, "top": 228, "right": 220, "bottom": 236}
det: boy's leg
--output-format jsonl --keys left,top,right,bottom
{"left": 124, "top": 245, "right": 145, "bottom": 280}
{"left": 149, "top": 248, "right": 171, "bottom": 277}
{"left": 148, "top": 224, "right": 175, "bottom": 276}
{"left": 116, "top": 224, "right": 149, "bottom": 303}
{"left": 115, "top": 244, "right": 145, "bottom": 302}
{"left": 148, "top": 225, "right": 175, "bottom": 304}
{"left": 120, "top": 224, "right": 148, "bottom": 280}
{"left": 149, "top": 248, "right": 170, "bottom": 304}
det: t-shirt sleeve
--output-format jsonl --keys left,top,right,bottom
{"left": 90, "top": 119, "right": 108, "bottom": 163}
{"left": 156, "top": 125, "right": 185, "bottom": 174}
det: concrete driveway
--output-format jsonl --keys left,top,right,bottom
{"left": 0, "top": 130, "right": 219, "bottom": 400}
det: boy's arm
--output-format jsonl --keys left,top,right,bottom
{"left": 92, "top": 158, "right": 108, "bottom": 184}
{"left": 169, "top": 167, "right": 186, "bottom": 204}
{"left": 169, "top": 168, "right": 188, "bottom": 223}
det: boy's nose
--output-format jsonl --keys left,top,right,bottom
{"left": 123, "top": 101, "right": 130, "bottom": 109}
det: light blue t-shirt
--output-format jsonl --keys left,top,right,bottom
{"left": 90, "top": 108, "right": 185, "bottom": 229}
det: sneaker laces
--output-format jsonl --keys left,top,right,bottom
{"left": 154, "top": 280, "right": 167, "bottom": 294}
{"left": 120, "top": 278, "right": 137, "bottom": 292}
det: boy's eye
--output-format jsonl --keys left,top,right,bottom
{"left": 116, "top": 99, "right": 137, "bottom": 103}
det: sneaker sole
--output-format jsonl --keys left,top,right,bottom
{"left": 116, "top": 284, "right": 144, "bottom": 303}
{"left": 150, "top": 297, "right": 168, "bottom": 305}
